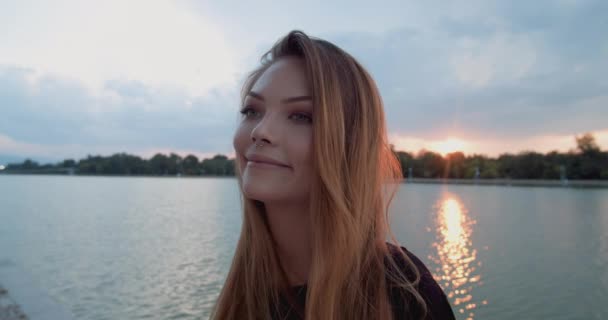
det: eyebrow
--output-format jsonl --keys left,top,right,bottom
{"left": 247, "top": 91, "right": 312, "bottom": 104}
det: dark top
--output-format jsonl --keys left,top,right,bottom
{"left": 271, "top": 243, "right": 456, "bottom": 320}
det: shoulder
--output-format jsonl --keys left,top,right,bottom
{"left": 385, "top": 242, "right": 456, "bottom": 320}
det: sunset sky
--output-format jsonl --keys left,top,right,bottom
{"left": 1, "top": 0, "right": 607, "bottom": 163}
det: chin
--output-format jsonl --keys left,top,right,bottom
{"left": 242, "top": 184, "right": 278, "bottom": 203}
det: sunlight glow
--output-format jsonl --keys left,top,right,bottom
{"left": 429, "top": 194, "right": 485, "bottom": 319}
{"left": 430, "top": 137, "right": 468, "bottom": 156}
{"left": 389, "top": 129, "right": 608, "bottom": 157}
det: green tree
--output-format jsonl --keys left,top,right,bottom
{"left": 168, "top": 153, "right": 183, "bottom": 175}
{"left": 464, "top": 155, "right": 497, "bottom": 179}
{"left": 149, "top": 153, "right": 170, "bottom": 175}
{"left": 22, "top": 159, "right": 39, "bottom": 170}
{"left": 225, "top": 158, "right": 236, "bottom": 175}
{"left": 61, "top": 159, "right": 76, "bottom": 167}
{"left": 416, "top": 150, "right": 445, "bottom": 178}
{"left": 572, "top": 133, "right": 605, "bottom": 179}
{"left": 394, "top": 151, "right": 414, "bottom": 178}
{"left": 541, "top": 151, "right": 568, "bottom": 179}
{"left": 182, "top": 154, "right": 200, "bottom": 175}
{"left": 576, "top": 133, "right": 600, "bottom": 154}
{"left": 201, "top": 154, "right": 231, "bottom": 175}
{"left": 480, "top": 159, "right": 499, "bottom": 178}
{"left": 445, "top": 152, "right": 466, "bottom": 178}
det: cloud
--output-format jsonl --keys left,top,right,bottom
{"left": 1, "top": 0, "right": 606, "bottom": 162}
{"left": 0, "top": 66, "right": 240, "bottom": 161}
{"left": 449, "top": 33, "right": 537, "bottom": 88}
{"left": 325, "top": 0, "right": 608, "bottom": 139}
{"left": 0, "top": 0, "right": 238, "bottom": 97}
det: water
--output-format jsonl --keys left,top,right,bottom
{"left": 0, "top": 175, "right": 606, "bottom": 319}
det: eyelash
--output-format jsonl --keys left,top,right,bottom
{"left": 239, "top": 106, "right": 312, "bottom": 123}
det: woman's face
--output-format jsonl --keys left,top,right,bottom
{"left": 233, "top": 57, "right": 314, "bottom": 204}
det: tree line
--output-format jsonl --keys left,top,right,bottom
{"left": 2, "top": 133, "right": 607, "bottom": 179}
{"left": 393, "top": 133, "right": 607, "bottom": 180}
{"left": 3, "top": 153, "right": 235, "bottom": 176}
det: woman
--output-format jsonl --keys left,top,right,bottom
{"left": 211, "top": 30, "right": 455, "bottom": 320}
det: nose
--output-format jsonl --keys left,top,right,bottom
{"left": 250, "top": 113, "right": 275, "bottom": 145}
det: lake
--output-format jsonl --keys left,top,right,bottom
{"left": 0, "top": 175, "right": 606, "bottom": 319}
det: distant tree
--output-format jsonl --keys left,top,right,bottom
{"left": 5, "top": 132, "right": 605, "bottom": 179}
{"left": 393, "top": 151, "right": 414, "bottom": 177}
{"left": 182, "top": 154, "right": 200, "bottom": 175}
{"left": 514, "top": 151, "right": 546, "bottom": 179}
{"left": 571, "top": 133, "right": 605, "bottom": 179}
{"left": 576, "top": 133, "right": 600, "bottom": 154}
{"left": 480, "top": 159, "right": 499, "bottom": 179}
{"left": 125, "top": 154, "right": 147, "bottom": 175}
{"left": 225, "top": 158, "right": 236, "bottom": 175}
{"left": 464, "top": 154, "right": 497, "bottom": 179}
{"left": 61, "top": 159, "right": 76, "bottom": 167}
{"left": 445, "top": 151, "right": 466, "bottom": 178}
{"left": 149, "top": 153, "right": 170, "bottom": 175}
{"left": 201, "top": 154, "right": 231, "bottom": 175}
{"left": 416, "top": 150, "right": 444, "bottom": 178}
{"left": 77, "top": 155, "right": 106, "bottom": 174}
{"left": 541, "top": 151, "right": 567, "bottom": 179}
{"left": 22, "top": 159, "right": 39, "bottom": 170}
{"left": 497, "top": 154, "right": 514, "bottom": 178}
{"left": 168, "top": 153, "right": 183, "bottom": 175}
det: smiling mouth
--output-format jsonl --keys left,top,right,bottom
{"left": 246, "top": 160, "right": 289, "bottom": 169}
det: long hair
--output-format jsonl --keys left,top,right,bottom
{"left": 210, "top": 30, "right": 427, "bottom": 320}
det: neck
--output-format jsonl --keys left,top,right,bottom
{"left": 264, "top": 200, "right": 312, "bottom": 287}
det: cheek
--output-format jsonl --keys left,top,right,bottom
{"left": 290, "top": 132, "right": 314, "bottom": 172}
{"left": 233, "top": 124, "right": 251, "bottom": 167}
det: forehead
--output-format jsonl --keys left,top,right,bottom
{"left": 250, "top": 57, "right": 310, "bottom": 98}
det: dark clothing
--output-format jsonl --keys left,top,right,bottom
{"left": 385, "top": 243, "right": 456, "bottom": 320}
{"left": 272, "top": 243, "right": 456, "bottom": 320}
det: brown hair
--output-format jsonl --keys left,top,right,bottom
{"left": 210, "top": 30, "right": 427, "bottom": 320}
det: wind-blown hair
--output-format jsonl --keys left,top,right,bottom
{"left": 210, "top": 30, "right": 427, "bottom": 320}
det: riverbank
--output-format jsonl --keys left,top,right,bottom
{"left": 0, "top": 286, "right": 28, "bottom": 320}
{"left": 2, "top": 173, "right": 608, "bottom": 188}
{"left": 404, "top": 178, "right": 608, "bottom": 188}
{"left": 0, "top": 260, "right": 73, "bottom": 320}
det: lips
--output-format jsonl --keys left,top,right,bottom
{"left": 245, "top": 153, "right": 290, "bottom": 168}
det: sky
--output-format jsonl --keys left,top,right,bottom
{"left": 1, "top": 0, "right": 607, "bottom": 164}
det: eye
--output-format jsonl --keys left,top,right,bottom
{"left": 239, "top": 106, "right": 259, "bottom": 118}
{"left": 290, "top": 113, "right": 312, "bottom": 123}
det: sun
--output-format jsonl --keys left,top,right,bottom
{"left": 431, "top": 137, "right": 468, "bottom": 156}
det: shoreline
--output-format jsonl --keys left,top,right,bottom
{"left": 0, "top": 285, "right": 28, "bottom": 320}
{"left": 0, "top": 260, "right": 74, "bottom": 320}
{"left": 404, "top": 178, "right": 608, "bottom": 188}
{"left": 1, "top": 173, "right": 607, "bottom": 188}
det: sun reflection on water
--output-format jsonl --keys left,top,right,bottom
{"left": 428, "top": 194, "right": 486, "bottom": 319}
